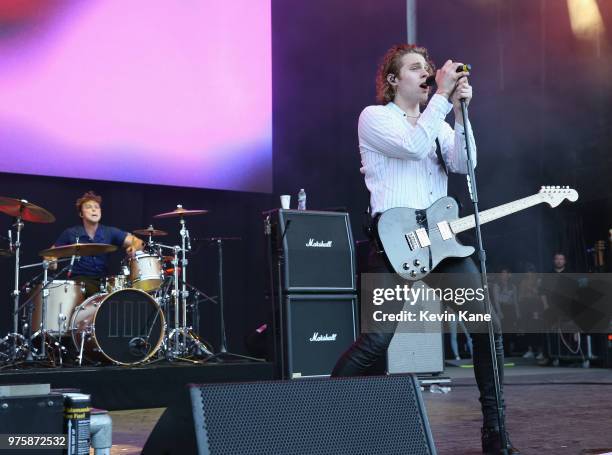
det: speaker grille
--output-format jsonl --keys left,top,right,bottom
{"left": 285, "top": 294, "right": 357, "bottom": 378}
{"left": 193, "top": 376, "right": 435, "bottom": 455}
{"left": 276, "top": 210, "right": 356, "bottom": 292}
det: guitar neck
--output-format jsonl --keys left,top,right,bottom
{"left": 450, "top": 194, "right": 543, "bottom": 234}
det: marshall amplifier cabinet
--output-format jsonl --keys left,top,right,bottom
{"left": 284, "top": 294, "right": 358, "bottom": 378}
{"left": 266, "top": 209, "right": 356, "bottom": 292}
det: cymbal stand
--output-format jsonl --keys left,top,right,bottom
{"left": 156, "top": 238, "right": 213, "bottom": 359}
{"left": 179, "top": 215, "right": 189, "bottom": 350}
{"left": 5, "top": 208, "right": 25, "bottom": 361}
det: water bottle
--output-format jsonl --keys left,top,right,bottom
{"left": 297, "top": 188, "right": 307, "bottom": 210}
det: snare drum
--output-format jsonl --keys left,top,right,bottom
{"left": 31, "top": 280, "right": 85, "bottom": 335}
{"left": 129, "top": 254, "right": 163, "bottom": 291}
{"left": 70, "top": 288, "right": 165, "bottom": 365}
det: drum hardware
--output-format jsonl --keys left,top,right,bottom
{"left": 0, "top": 198, "right": 55, "bottom": 362}
{"left": 154, "top": 205, "right": 212, "bottom": 359}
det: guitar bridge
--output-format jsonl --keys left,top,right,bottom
{"left": 404, "top": 232, "right": 418, "bottom": 251}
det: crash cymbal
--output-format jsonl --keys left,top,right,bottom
{"left": 0, "top": 197, "right": 55, "bottom": 223}
{"left": 39, "top": 243, "right": 117, "bottom": 258}
{"left": 133, "top": 226, "right": 168, "bottom": 237}
{"left": 153, "top": 205, "right": 209, "bottom": 219}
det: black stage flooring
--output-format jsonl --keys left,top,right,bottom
{"left": 0, "top": 360, "right": 274, "bottom": 410}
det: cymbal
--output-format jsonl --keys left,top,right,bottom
{"left": 153, "top": 205, "right": 209, "bottom": 219}
{"left": 133, "top": 226, "right": 168, "bottom": 237}
{"left": 39, "top": 243, "right": 118, "bottom": 258}
{"left": 0, "top": 197, "right": 55, "bottom": 223}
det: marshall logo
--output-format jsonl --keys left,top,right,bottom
{"left": 305, "top": 239, "right": 333, "bottom": 248}
{"left": 309, "top": 332, "right": 337, "bottom": 342}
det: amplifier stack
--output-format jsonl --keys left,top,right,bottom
{"left": 265, "top": 209, "right": 357, "bottom": 379}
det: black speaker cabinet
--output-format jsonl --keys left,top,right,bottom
{"left": 284, "top": 294, "right": 358, "bottom": 379}
{"left": 142, "top": 375, "right": 437, "bottom": 455}
{"left": 0, "top": 393, "right": 64, "bottom": 455}
{"left": 266, "top": 209, "right": 356, "bottom": 292}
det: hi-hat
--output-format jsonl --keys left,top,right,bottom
{"left": 0, "top": 197, "right": 55, "bottom": 223}
{"left": 39, "top": 243, "right": 117, "bottom": 258}
{"left": 153, "top": 205, "right": 209, "bottom": 219}
{"left": 133, "top": 226, "right": 168, "bottom": 237}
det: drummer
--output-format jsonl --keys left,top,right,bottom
{"left": 47, "top": 191, "right": 144, "bottom": 296}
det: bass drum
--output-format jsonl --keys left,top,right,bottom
{"left": 70, "top": 289, "right": 165, "bottom": 365}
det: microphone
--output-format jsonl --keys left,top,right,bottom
{"left": 425, "top": 63, "right": 471, "bottom": 87}
{"left": 67, "top": 255, "right": 76, "bottom": 278}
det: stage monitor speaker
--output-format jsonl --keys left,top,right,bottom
{"left": 142, "top": 375, "right": 437, "bottom": 455}
{"left": 284, "top": 294, "right": 358, "bottom": 378}
{"left": 0, "top": 392, "right": 64, "bottom": 455}
{"left": 268, "top": 209, "right": 356, "bottom": 292}
{"left": 387, "top": 284, "right": 444, "bottom": 374}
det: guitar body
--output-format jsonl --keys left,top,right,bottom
{"left": 376, "top": 197, "right": 475, "bottom": 281}
{"left": 375, "top": 187, "right": 578, "bottom": 281}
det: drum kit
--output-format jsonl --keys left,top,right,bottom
{"left": 0, "top": 197, "right": 250, "bottom": 367}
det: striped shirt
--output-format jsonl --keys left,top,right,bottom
{"left": 359, "top": 94, "right": 476, "bottom": 214}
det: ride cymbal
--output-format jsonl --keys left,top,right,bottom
{"left": 133, "top": 226, "right": 168, "bottom": 237}
{"left": 153, "top": 205, "right": 209, "bottom": 219}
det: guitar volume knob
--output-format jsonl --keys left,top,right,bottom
{"left": 402, "top": 263, "right": 410, "bottom": 270}
{"left": 421, "top": 267, "right": 429, "bottom": 273}
{"left": 413, "top": 259, "right": 421, "bottom": 266}
{"left": 410, "top": 270, "right": 417, "bottom": 277}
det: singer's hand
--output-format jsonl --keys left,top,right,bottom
{"left": 452, "top": 77, "right": 472, "bottom": 118}
{"left": 435, "top": 60, "right": 469, "bottom": 99}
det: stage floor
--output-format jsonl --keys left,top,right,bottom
{"left": 0, "top": 359, "right": 274, "bottom": 410}
{"left": 106, "top": 364, "right": 612, "bottom": 455}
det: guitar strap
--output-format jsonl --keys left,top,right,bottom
{"left": 435, "top": 137, "right": 448, "bottom": 175}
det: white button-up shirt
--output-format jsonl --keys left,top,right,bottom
{"left": 359, "top": 94, "right": 476, "bottom": 214}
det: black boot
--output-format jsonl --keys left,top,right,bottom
{"left": 481, "top": 427, "right": 521, "bottom": 454}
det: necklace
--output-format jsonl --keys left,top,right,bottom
{"left": 404, "top": 113, "right": 420, "bottom": 119}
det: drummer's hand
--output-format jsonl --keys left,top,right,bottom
{"left": 44, "top": 256, "right": 58, "bottom": 270}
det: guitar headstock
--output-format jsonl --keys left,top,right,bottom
{"left": 538, "top": 186, "right": 579, "bottom": 207}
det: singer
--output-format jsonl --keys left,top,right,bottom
{"left": 330, "top": 44, "right": 519, "bottom": 454}
{"left": 45, "top": 191, "right": 144, "bottom": 296}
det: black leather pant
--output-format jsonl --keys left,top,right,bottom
{"left": 331, "top": 246, "right": 505, "bottom": 429}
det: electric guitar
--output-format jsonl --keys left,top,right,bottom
{"left": 375, "top": 186, "right": 579, "bottom": 281}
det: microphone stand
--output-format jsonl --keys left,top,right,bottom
{"left": 205, "top": 237, "right": 263, "bottom": 363}
{"left": 459, "top": 98, "right": 508, "bottom": 453}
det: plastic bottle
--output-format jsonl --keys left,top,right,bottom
{"left": 297, "top": 188, "right": 307, "bottom": 210}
